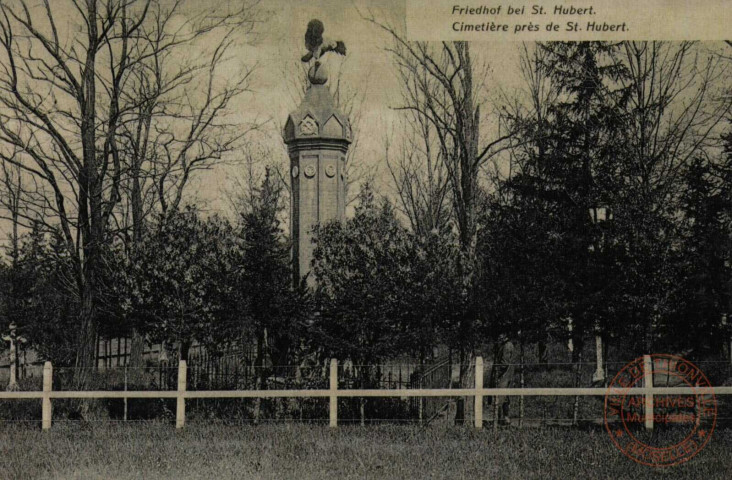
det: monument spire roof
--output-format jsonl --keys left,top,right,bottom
{"left": 283, "top": 63, "right": 351, "bottom": 144}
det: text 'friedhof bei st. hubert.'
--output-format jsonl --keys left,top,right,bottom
{"left": 407, "top": 0, "right": 730, "bottom": 41}
{"left": 450, "top": 4, "right": 627, "bottom": 35}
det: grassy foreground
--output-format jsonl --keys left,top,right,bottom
{"left": 1, "top": 423, "right": 730, "bottom": 479}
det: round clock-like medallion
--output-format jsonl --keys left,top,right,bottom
{"left": 291, "top": 166, "right": 299, "bottom": 178}
{"left": 304, "top": 165, "right": 316, "bottom": 178}
{"left": 325, "top": 164, "right": 336, "bottom": 178}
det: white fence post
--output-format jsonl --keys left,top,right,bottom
{"left": 42, "top": 361, "right": 52, "bottom": 430}
{"left": 644, "top": 355, "right": 653, "bottom": 430}
{"left": 329, "top": 358, "right": 338, "bottom": 428}
{"left": 2, "top": 357, "right": 728, "bottom": 431}
{"left": 176, "top": 360, "right": 187, "bottom": 429}
{"left": 474, "top": 357, "right": 483, "bottom": 429}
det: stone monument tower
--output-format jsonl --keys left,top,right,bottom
{"left": 283, "top": 20, "right": 351, "bottom": 283}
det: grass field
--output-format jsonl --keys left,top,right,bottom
{"left": 1, "top": 423, "right": 730, "bottom": 479}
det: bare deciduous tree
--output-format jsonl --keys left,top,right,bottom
{"left": 0, "top": 155, "right": 25, "bottom": 265}
{"left": 385, "top": 107, "right": 450, "bottom": 237}
{"left": 0, "top": 0, "right": 260, "bottom": 387}
{"left": 612, "top": 42, "right": 731, "bottom": 206}
{"left": 0, "top": 0, "right": 153, "bottom": 384}
{"left": 363, "top": 13, "right": 523, "bottom": 423}
{"left": 609, "top": 41, "right": 732, "bottom": 351}
{"left": 112, "top": 0, "right": 260, "bottom": 370}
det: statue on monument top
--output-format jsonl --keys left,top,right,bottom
{"left": 301, "top": 19, "right": 346, "bottom": 85}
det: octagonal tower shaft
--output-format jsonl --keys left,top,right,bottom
{"left": 284, "top": 83, "right": 351, "bottom": 284}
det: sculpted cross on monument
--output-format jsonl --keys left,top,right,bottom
{"left": 301, "top": 19, "right": 347, "bottom": 85}
{"left": 284, "top": 19, "right": 351, "bottom": 285}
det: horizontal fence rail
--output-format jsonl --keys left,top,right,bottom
{"left": 3, "top": 387, "right": 729, "bottom": 399}
{"left": 1, "top": 357, "right": 730, "bottom": 430}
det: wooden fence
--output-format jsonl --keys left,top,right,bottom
{"left": 1, "top": 356, "right": 730, "bottom": 430}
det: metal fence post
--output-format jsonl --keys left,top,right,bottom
{"left": 329, "top": 358, "right": 338, "bottom": 428}
{"left": 42, "top": 361, "right": 52, "bottom": 430}
{"left": 644, "top": 355, "right": 653, "bottom": 430}
{"left": 176, "top": 360, "right": 187, "bottom": 429}
{"left": 474, "top": 357, "right": 483, "bottom": 429}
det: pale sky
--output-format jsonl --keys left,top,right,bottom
{"left": 189, "top": 0, "right": 524, "bottom": 217}
{"left": 0, "top": 0, "right": 528, "bottom": 244}
{"left": 1, "top": 0, "right": 727, "bottom": 244}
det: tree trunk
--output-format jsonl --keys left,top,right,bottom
{"left": 128, "top": 330, "right": 145, "bottom": 383}
{"left": 71, "top": 282, "right": 99, "bottom": 418}
{"left": 454, "top": 348, "right": 470, "bottom": 425}
{"left": 73, "top": 1, "right": 102, "bottom": 392}
{"left": 179, "top": 340, "right": 191, "bottom": 362}
{"left": 360, "top": 380, "right": 366, "bottom": 427}
{"left": 571, "top": 337, "right": 583, "bottom": 426}
{"left": 453, "top": 52, "right": 479, "bottom": 425}
{"left": 253, "top": 331, "right": 265, "bottom": 424}
{"left": 128, "top": 157, "right": 146, "bottom": 377}
{"left": 538, "top": 332, "right": 548, "bottom": 363}
{"left": 74, "top": 285, "right": 98, "bottom": 388}
{"left": 519, "top": 342, "right": 525, "bottom": 427}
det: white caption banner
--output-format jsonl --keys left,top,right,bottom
{"left": 407, "top": 0, "right": 731, "bottom": 41}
